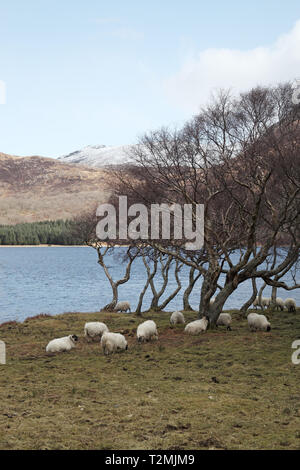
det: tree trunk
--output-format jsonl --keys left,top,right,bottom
{"left": 183, "top": 267, "right": 201, "bottom": 311}
{"left": 101, "top": 282, "right": 118, "bottom": 311}
{"left": 149, "top": 254, "right": 172, "bottom": 311}
{"left": 239, "top": 278, "right": 257, "bottom": 315}
{"left": 135, "top": 255, "right": 158, "bottom": 315}
{"left": 270, "top": 286, "right": 277, "bottom": 309}
{"left": 208, "top": 282, "right": 237, "bottom": 326}
{"left": 97, "top": 246, "right": 137, "bottom": 311}
{"left": 258, "top": 281, "right": 266, "bottom": 310}
{"left": 158, "top": 260, "right": 182, "bottom": 310}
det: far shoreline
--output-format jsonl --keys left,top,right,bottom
{"left": 0, "top": 244, "right": 88, "bottom": 248}
{"left": 0, "top": 244, "right": 126, "bottom": 248}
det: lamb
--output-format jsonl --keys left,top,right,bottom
{"left": 84, "top": 322, "right": 109, "bottom": 342}
{"left": 101, "top": 332, "right": 128, "bottom": 355}
{"left": 114, "top": 301, "right": 131, "bottom": 313}
{"left": 284, "top": 298, "right": 296, "bottom": 312}
{"left": 247, "top": 313, "right": 271, "bottom": 332}
{"left": 184, "top": 316, "right": 209, "bottom": 335}
{"left": 170, "top": 311, "right": 185, "bottom": 325}
{"left": 46, "top": 334, "right": 78, "bottom": 353}
{"left": 216, "top": 313, "right": 232, "bottom": 331}
{"left": 274, "top": 297, "right": 284, "bottom": 311}
{"left": 136, "top": 320, "right": 158, "bottom": 343}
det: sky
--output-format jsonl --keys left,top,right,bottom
{"left": 0, "top": 0, "right": 300, "bottom": 158}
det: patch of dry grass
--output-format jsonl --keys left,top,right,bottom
{"left": 0, "top": 309, "right": 299, "bottom": 450}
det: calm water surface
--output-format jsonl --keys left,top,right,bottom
{"left": 0, "top": 247, "right": 299, "bottom": 323}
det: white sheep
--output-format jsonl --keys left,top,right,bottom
{"left": 136, "top": 320, "right": 158, "bottom": 343}
{"left": 84, "top": 322, "right": 109, "bottom": 342}
{"left": 284, "top": 298, "right": 296, "bottom": 312}
{"left": 101, "top": 332, "right": 128, "bottom": 355}
{"left": 274, "top": 297, "right": 284, "bottom": 311}
{"left": 253, "top": 296, "right": 270, "bottom": 309}
{"left": 216, "top": 313, "right": 232, "bottom": 331}
{"left": 247, "top": 313, "right": 271, "bottom": 332}
{"left": 184, "top": 316, "right": 209, "bottom": 335}
{"left": 114, "top": 301, "right": 131, "bottom": 313}
{"left": 170, "top": 311, "right": 185, "bottom": 325}
{"left": 46, "top": 334, "right": 78, "bottom": 353}
{"left": 261, "top": 297, "right": 271, "bottom": 309}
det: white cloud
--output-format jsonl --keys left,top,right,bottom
{"left": 165, "top": 20, "right": 300, "bottom": 113}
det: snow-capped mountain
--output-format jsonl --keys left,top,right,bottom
{"left": 58, "top": 144, "right": 133, "bottom": 168}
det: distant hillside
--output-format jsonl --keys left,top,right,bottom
{"left": 58, "top": 144, "right": 133, "bottom": 167}
{"left": 0, "top": 152, "right": 110, "bottom": 224}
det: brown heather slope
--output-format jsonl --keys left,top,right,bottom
{"left": 0, "top": 153, "right": 110, "bottom": 224}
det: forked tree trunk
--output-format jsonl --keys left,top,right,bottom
{"left": 206, "top": 282, "right": 237, "bottom": 327}
{"left": 148, "top": 254, "right": 182, "bottom": 311}
{"left": 240, "top": 278, "right": 258, "bottom": 315}
{"left": 95, "top": 246, "right": 137, "bottom": 311}
{"left": 158, "top": 260, "right": 182, "bottom": 310}
{"left": 135, "top": 255, "right": 158, "bottom": 315}
{"left": 183, "top": 267, "right": 201, "bottom": 311}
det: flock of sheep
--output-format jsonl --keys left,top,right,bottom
{"left": 45, "top": 296, "right": 297, "bottom": 355}
{"left": 253, "top": 296, "right": 296, "bottom": 312}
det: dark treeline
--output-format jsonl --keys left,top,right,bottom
{"left": 0, "top": 220, "right": 82, "bottom": 245}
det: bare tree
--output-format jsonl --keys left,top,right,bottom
{"left": 106, "top": 83, "right": 300, "bottom": 325}
{"left": 95, "top": 245, "right": 137, "bottom": 311}
{"left": 73, "top": 208, "right": 138, "bottom": 311}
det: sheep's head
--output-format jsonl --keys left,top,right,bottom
{"left": 71, "top": 334, "right": 79, "bottom": 343}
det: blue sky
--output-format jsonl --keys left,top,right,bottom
{"left": 0, "top": 0, "right": 300, "bottom": 157}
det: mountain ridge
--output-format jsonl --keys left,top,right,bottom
{"left": 58, "top": 144, "right": 133, "bottom": 167}
{"left": 0, "top": 152, "right": 110, "bottom": 225}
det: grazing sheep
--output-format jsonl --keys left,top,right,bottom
{"left": 184, "top": 316, "right": 209, "bottom": 335}
{"left": 284, "top": 298, "right": 296, "bottom": 312}
{"left": 170, "top": 311, "right": 185, "bottom": 325}
{"left": 261, "top": 297, "right": 271, "bottom": 309}
{"left": 46, "top": 334, "right": 78, "bottom": 353}
{"left": 101, "top": 332, "right": 128, "bottom": 355}
{"left": 114, "top": 301, "right": 131, "bottom": 313}
{"left": 247, "top": 313, "right": 271, "bottom": 332}
{"left": 84, "top": 322, "right": 109, "bottom": 342}
{"left": 216, "top": 313, "right": 232, "bottom": 331}
{"left": 136, "top": 320, "right": 158, "bottom": 343}
{"left": 253, "top": 297, "right": 270, "bottom": 309}
{"left": 274, "top": 297, "right": 284, "bottom": 311}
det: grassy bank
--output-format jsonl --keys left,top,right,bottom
{"left": 0, "top": 309, "right": 299, "bottom": 450}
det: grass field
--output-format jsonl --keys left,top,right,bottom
{"left": 0, "top": 308, "right": 299, "bottom": 450}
